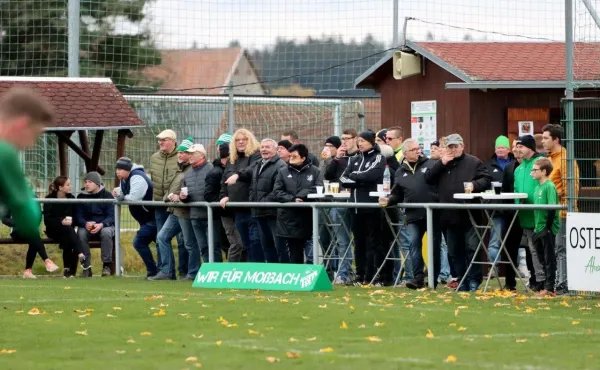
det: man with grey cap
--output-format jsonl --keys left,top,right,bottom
{"left": 150, "top": 129, "right": 187, "bottom": 279}
{"left": 425, "top": 133, "right": 491, "bottom": 292}
{"left": 113, "top": 157, "right": 158, "bottom": 278}
{"left": 75, "top": 171, "right": 115, "bottom": 276}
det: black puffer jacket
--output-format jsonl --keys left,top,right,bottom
{"left": 339, "top": 145, "right": 386, "bottom": 210}
{"left": 388, "top": 156, "right": 438, "bottom": 223}
{"left": 324, "top": 150, "right": 359, "bottom": 182}
{"left": 249, "top": 155, "right": 287, "bottom": 218}
{"left": 219, "top": 151, "right": 261, "bottom": 203}
{"left": 272, "top": 160, "right": 322, "bottom": 239}
{"left": 424, "top": 153, "right": 492, "bottom": 227}
{"left": 181, "top": 161, "right": 213, "bottom": 220}
{"left": 205, "top": 159, "right": 229, "bottom": 217}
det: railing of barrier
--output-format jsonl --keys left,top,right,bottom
{"left": 30, "top": 199, "right": 567, "bottom": 290}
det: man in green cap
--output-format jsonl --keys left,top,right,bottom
{"left": 484, "top": 135, "right": 515, "bottom": 274}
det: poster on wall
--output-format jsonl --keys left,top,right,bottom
{"left": 566, "top": 212, "right": 600, "bottom": 292}
{"left": 518, "top": 121, "right": 534, "bottom": 136}
{"left": 410, "top": 100, "right": 437, "bottom": 157}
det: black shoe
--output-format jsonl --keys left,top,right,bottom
{"left": 63, "top": 268, "right": 73, "bottom": 279}
{"left": 405, "top": 279, "right": 425, "bottom": 290}
{"left": 102, "top": 265, "right": 112, "bottom": 277}
{"left": 80, "top": 268, "right": 92, "bottom": 278}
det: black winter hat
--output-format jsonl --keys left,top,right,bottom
{"left": 115, "top": 157, "right": 133, "bottom": 171}
{"left": 358, "top": 130, "right": 376, "bottom": 146}
{"left": 324, "top": 136, "right": 342, "bottom": 149}
{"left": 277, "top": 140, "right": 293, "bottom": 150}
{"left": 516, "top": 135, "right": 536, "bottom": 152}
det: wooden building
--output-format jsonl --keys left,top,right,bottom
{"left": 354, "top": 41, "right": 600, "bottom": 161}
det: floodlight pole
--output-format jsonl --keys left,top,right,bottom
{"left": 565, "top": 0, "right": 576, "bottom": 213}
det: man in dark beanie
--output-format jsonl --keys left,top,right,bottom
{"left": 277, "top": 140, "right": 293, "bottom": 163}
{"left": 75, "top": 171, "right": 115, "bottom": 276}
{"left": 113, "top": 157, "right": 158, "bottom": 278}
{"left": 340, "top": 130, "right": 389, "bottom": 286}
{"left": 514, "top": 134, "right": 545, "bottom": 291}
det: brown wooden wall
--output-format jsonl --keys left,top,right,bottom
{"left": 375, "top": 60, "right": 469, "bottom": 142}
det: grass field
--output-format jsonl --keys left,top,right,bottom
{"left": 0, "top": 279, "right": 598, "bottom": 369}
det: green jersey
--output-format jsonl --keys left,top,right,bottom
{"left": 0, "top": 140, "right": 42, "bottom": 239}
{"left": 533, "top": 180, "right": 560, "bottom": 234}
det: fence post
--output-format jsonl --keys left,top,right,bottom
{"left": 207, "top": 205, "right": 214, "bottom": 263}
{"left": 312, "top": 205, "right": 320, "bottom": 265}
{"left": 565, "top": 0, "right": 576, "bottom": 213}
{"left": 228, "top": 82, "right": 235, "bottom": 133}
{"left": 426, "top": 206, "right": 434, "bottom": 289}
{"left": 114, "top": 203, "right": 122, "bottom": 276}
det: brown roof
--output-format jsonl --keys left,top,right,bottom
{"left": 0, "top": 77, "right": 144, "bottom": 130}
{"left": 144, "top": 47, "right": 243, "bottom": 94}
{"left": 414, "top": 42, "right": 600, "bottom": 81}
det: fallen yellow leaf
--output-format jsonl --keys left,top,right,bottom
{"left": 306, "top": 337, "right": 317, "bottom": 342}
{"left": 516, "top": 339, "right": 527, "bottom": 343}
{"left": 115, "top": 350, "right": 126, "bottom": 354}
{"left": 215, "top": 340, "right": 222, "bottom": 346}
{"left": 112, "top": 307, "right": 122, "bottom": 310}
{"left": 560, "top": 301, "right": 570, "bottom": 307}
{"left": 444, "top": 355, "right": 457, "bottom": 363}
{"left": 454, "top": 309, "right": 459, "bottom": 317}
{"left": 280, "top": 298, "right": 289, "bottom": 303}
{"left": 540, "top": 333, "right": 549, "bottom": 338}
{"left": 140, "top": 332, "right": 152, "bottom": 336}
{"left": 127, "top": 339, "right": 136, "bottom": 343}
{"left": 192, "top": 334, "right": 204, "bottom": 339}
{"left": 265, "top": 356, "right": 280, "bottom": 363}
{"left": 464, "top": 338, "right": 474, "bottom": 342}
{"left": 426, "top": 329, "right": 434, "bottom": 339}
{"left": 153, "top": 309, "right": 166, "bottom": 317}
{"left": 448, "top": 323, "right": 457, "bottom": 327}
{"left": 374, "top": 322, "right": 385, "bottom": 327}
{"left": 54, "top": 311, "right": 63, "bottom": 314}
{"left": 28, "top": 308, "right": 41, "bottom": 316}
{"left": 228, "top": 298, "right": 235, "bottom": 302}
{"left": 572, "top": 321, "right": 580, "bottom": 325}
{"left": 15, "top": 310, "right": 24, "bottom": 314}
{"left": 366, "top": 336, "right": 382, "bottom": 342}
{"left": 75, "top": 330, "right": 88, "bottom": 336}
{"left": 106, "top": 314, "right": 116, "bottom": 318}
{"left": 301, "top": 316, "right": 310, "bottom": 320}
{"left": 340, "top": 321, "right": 348, "bottom": 329}
{"left": 484, "top": 334, "right": 492, "bottom": 339}
{"left": 64, "top": 286, "right": 72, "bottom": 290}
{"left": 349, "top": 305, "right": 356, "bottom": 311}
{"left": 457, "top": 327, "right": 467, "bottom": 331}
{"left": 358, "top": 324, "right": 366, "bottom": 329}
{"left": 457, "top": 305, "right": 468, "bottom": 309}
{"left": 289, "top": 337, "right": 298, "bottom": 342}
{"left": 185, "top": 356, "right": 198, "bottom": 362}
{"left": 405, "top": 304, "right": 414, "bottom": 308}
{"left": 248, "top": 329, "right": 259, "bottom": 335}
{"left": 286, "top": 352, "right": 301, "bottom": 359}
{"left": 242, "top": 313, "right": 248, "bottom": 317}
{"left": 165, "top": 339, "right": 175, "bottom": 343}
{"left": 194, "top": 363, "right": 202, "bottom": 368}
{"left": 320, "top": 347, "right": 334, "bottom": 353}
{"left": 318, "top": 304, "right": 327, "bottom": 308}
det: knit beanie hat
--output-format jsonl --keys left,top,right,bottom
{"left": 277, "top": 140, "right": 293, "bottom": 150}
{"left": 495, "top": 135, "right": 510, "bottom": 149}
{"left": 177, "top": 137, "right": 194, "bottom": 151}
{"left": 216, "top": 133, "right": 233, "bottom": 146}
{"left": 84, "top": 171, "right": 102, "bottom": 186}
{"left": 376, "top": 129, "right": 387, "bottom": 143}
{"left": 358, "top": 130, "right": 376, "bottom": 146}
{"left": 324, "top": 136, "right": 342, "bottom": 149}
{"left": 116, "top": 157, "right": 133, "bottom": 171}
{"left": 516, "top": 135, "right": 536, "bottom": 152}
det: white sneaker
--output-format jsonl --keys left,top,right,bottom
{"left": 333, "top": 276, "right": 345, "bottom": 285}
{"left": 45, "top": 259, "right": 59, "bottom": 272}
{"left": 23, "top": 269, "right": 37, "bottom": 279}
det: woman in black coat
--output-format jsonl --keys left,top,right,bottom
{"left": 44, "top": 176, "right": 91, "bottom": 277}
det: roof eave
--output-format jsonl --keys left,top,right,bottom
{"left": 406, "top": 40, "right": 473, "bottom": 83}
{"left": 353, "top": 50, "right": 394, "bottom": 89}
{"left": 445, "top": 80, "right": 600, "bottom": 89}
{"left": 44, "top": 125, "right": 145, "bottom": 132}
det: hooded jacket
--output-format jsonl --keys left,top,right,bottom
{"left": 514, "top": 152, "right": 543, "bottom": 229}
{"left": 117, "top": 164, "right": 154, "bottom": 225}
{"left": 164, "top": 161, "right": 192, "bottom": 218}
{"left": 387, "top": 156, "right": 438, "bottom": 223}
{"left": 150, "top": 148, "right": 179, "bottom": 201}
{"left": 272, "top": 159, "right": 322, "bottom": 239}
{"left": 75, "top": 186, "right": 115, "bottom": 228}
{"left": 485, "top": 153, "right": 515, "bottom": 183}
{"left": 205, "top": 159, "right": 230, "bottom": 217}
{"left": 424, "top": 152, "right": 492, "bottom": 227}
{"left": 249, "top": 155, "right": 287, "bottom": 218}
{"left": 339, "top": 144, "right": 386, "bottom": 210}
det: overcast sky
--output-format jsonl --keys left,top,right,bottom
{"left": 133, "top": 0, "right": 595, "bottom": 50}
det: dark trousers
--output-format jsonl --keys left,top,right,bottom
{"left": 444, "top": 225, "right": 481, "bottom": 290}
{"left": 286, "top": 238, "right": 306, "bottom": 264}
{"left": 534, "top": 231, "right": 557, "bottom": 292}
{"left": 133, "top": 221, "right": 158, "bottom": 277}
{"left": 353, "top": 210, "right": 387, "bottom": 282}
{"left": 257, "top": 217, "right": 289, "bottom": 263}
{"left": 407, "top": 218, "right": 442, "bottom": 287}
{"left": 48, "top": 225, "right": 90, "bottom": 274}
{"left": 234, "top": 211, "right": 264, "bottom": 262}
{"left": 11, "top": 231, "right": 49, "bottom": 270}
{"left": 503, "top": 213, "right": 522, "bottom": 289}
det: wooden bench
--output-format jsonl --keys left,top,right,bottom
{"left": 0, "top": 237, "right": 117, "bottom": 275}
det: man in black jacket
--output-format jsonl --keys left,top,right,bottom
{"left": 272, "top": 144, "right": 322, "bottom": 263}
{"left": 340, "top": 131, "right": 389, "bottom": 286}
{"left": 425, "top": 134, "right": 492, "bottom": 291}
{"left": 250, "top": 139, "right": 288, "bottom": 263}
{"left": 281, "top": 130, "right": 319, "bottom": 167}
{"left": 380, "top": 139, "right": 441, "bottom": 289}
{"left": 76, "top": 171, "right": 115, "bottom": 276}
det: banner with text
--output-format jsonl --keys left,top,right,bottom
{"left": 566, "top": 212, "right": 600, "bottom": 292}
{"left": 192, "top": 263, "right": 333, "bottom": 292}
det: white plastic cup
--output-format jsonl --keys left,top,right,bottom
{"left": 181, "top": 187, "right": 188, "bottom": 196}
{"left": 316, "top": 186, "right": 324, "bottom": 195}
{"left": 65, "top": 216, "right": 72, "bottom": 222}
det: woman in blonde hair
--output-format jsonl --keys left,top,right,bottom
{"left": 219, "top": 128, "right": 264, "bottom": 262}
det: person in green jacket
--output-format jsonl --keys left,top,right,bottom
{"left": 0, "top": 86, "right": 54, "bottom": 240}
{"left": 513, "top": 135, "right": 545, "bottom": 291}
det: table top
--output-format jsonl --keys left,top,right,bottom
{"left": 369, "top": 191, "right": 391, "bottom": 197}
{"left": 454, "top": 192, "right": 528, "bottom": 200}
{"left": 307, "top": 193, "right": 351, "bottom": 199}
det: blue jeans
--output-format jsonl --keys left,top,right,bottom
{"left": 133, "top": 221, "right": 158, "bottom": 277}
{"left": 234, "top": 211, "right": 263, "bottom": 262}
{"left": 392, "top": 221, "right": 413, "bottom": 282}
{"left": 156, "top": 214, "right": 181, "bottom": 276}
{"left": 488, "top": 216, "right": 504, "bottom": 263}
{"left": 155, "top": 209, "right": 187, "bottom": 277}
{"left": 178, "top": 217, "right": 203, "bottom": 278}
{"left": 304, "top": 240, "right": 313, "bottom": 264}
{"left": 406, "top": 220, "right": 441, "bottom": 284}
{"left": 192, "top": 219, "right": 222, "bottom": 264}
{"left": 444, "top": 226, "right": 481, "bottom": 291}
{"left": 439, "top": 234, "right": 451, "bottom": 282}
{"left": 256, "top": 217, "right": 289, "bottom": 263}
{"left": 319, "top": 208, "right": 353, "bottom": 281}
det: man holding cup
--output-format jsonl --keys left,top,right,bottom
{"left": 424, "top": 133, "right": 491, "bottom": 291}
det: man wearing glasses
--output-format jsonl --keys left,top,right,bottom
{"left": 385, "top": 126, "right": 404, "bottom": 162}
{"left": 513, "top": 135, "right": 545, "bottom": 292}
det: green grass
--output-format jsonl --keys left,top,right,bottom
{"left": 0, "top": 279, "right": 598, "bottom": 369}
